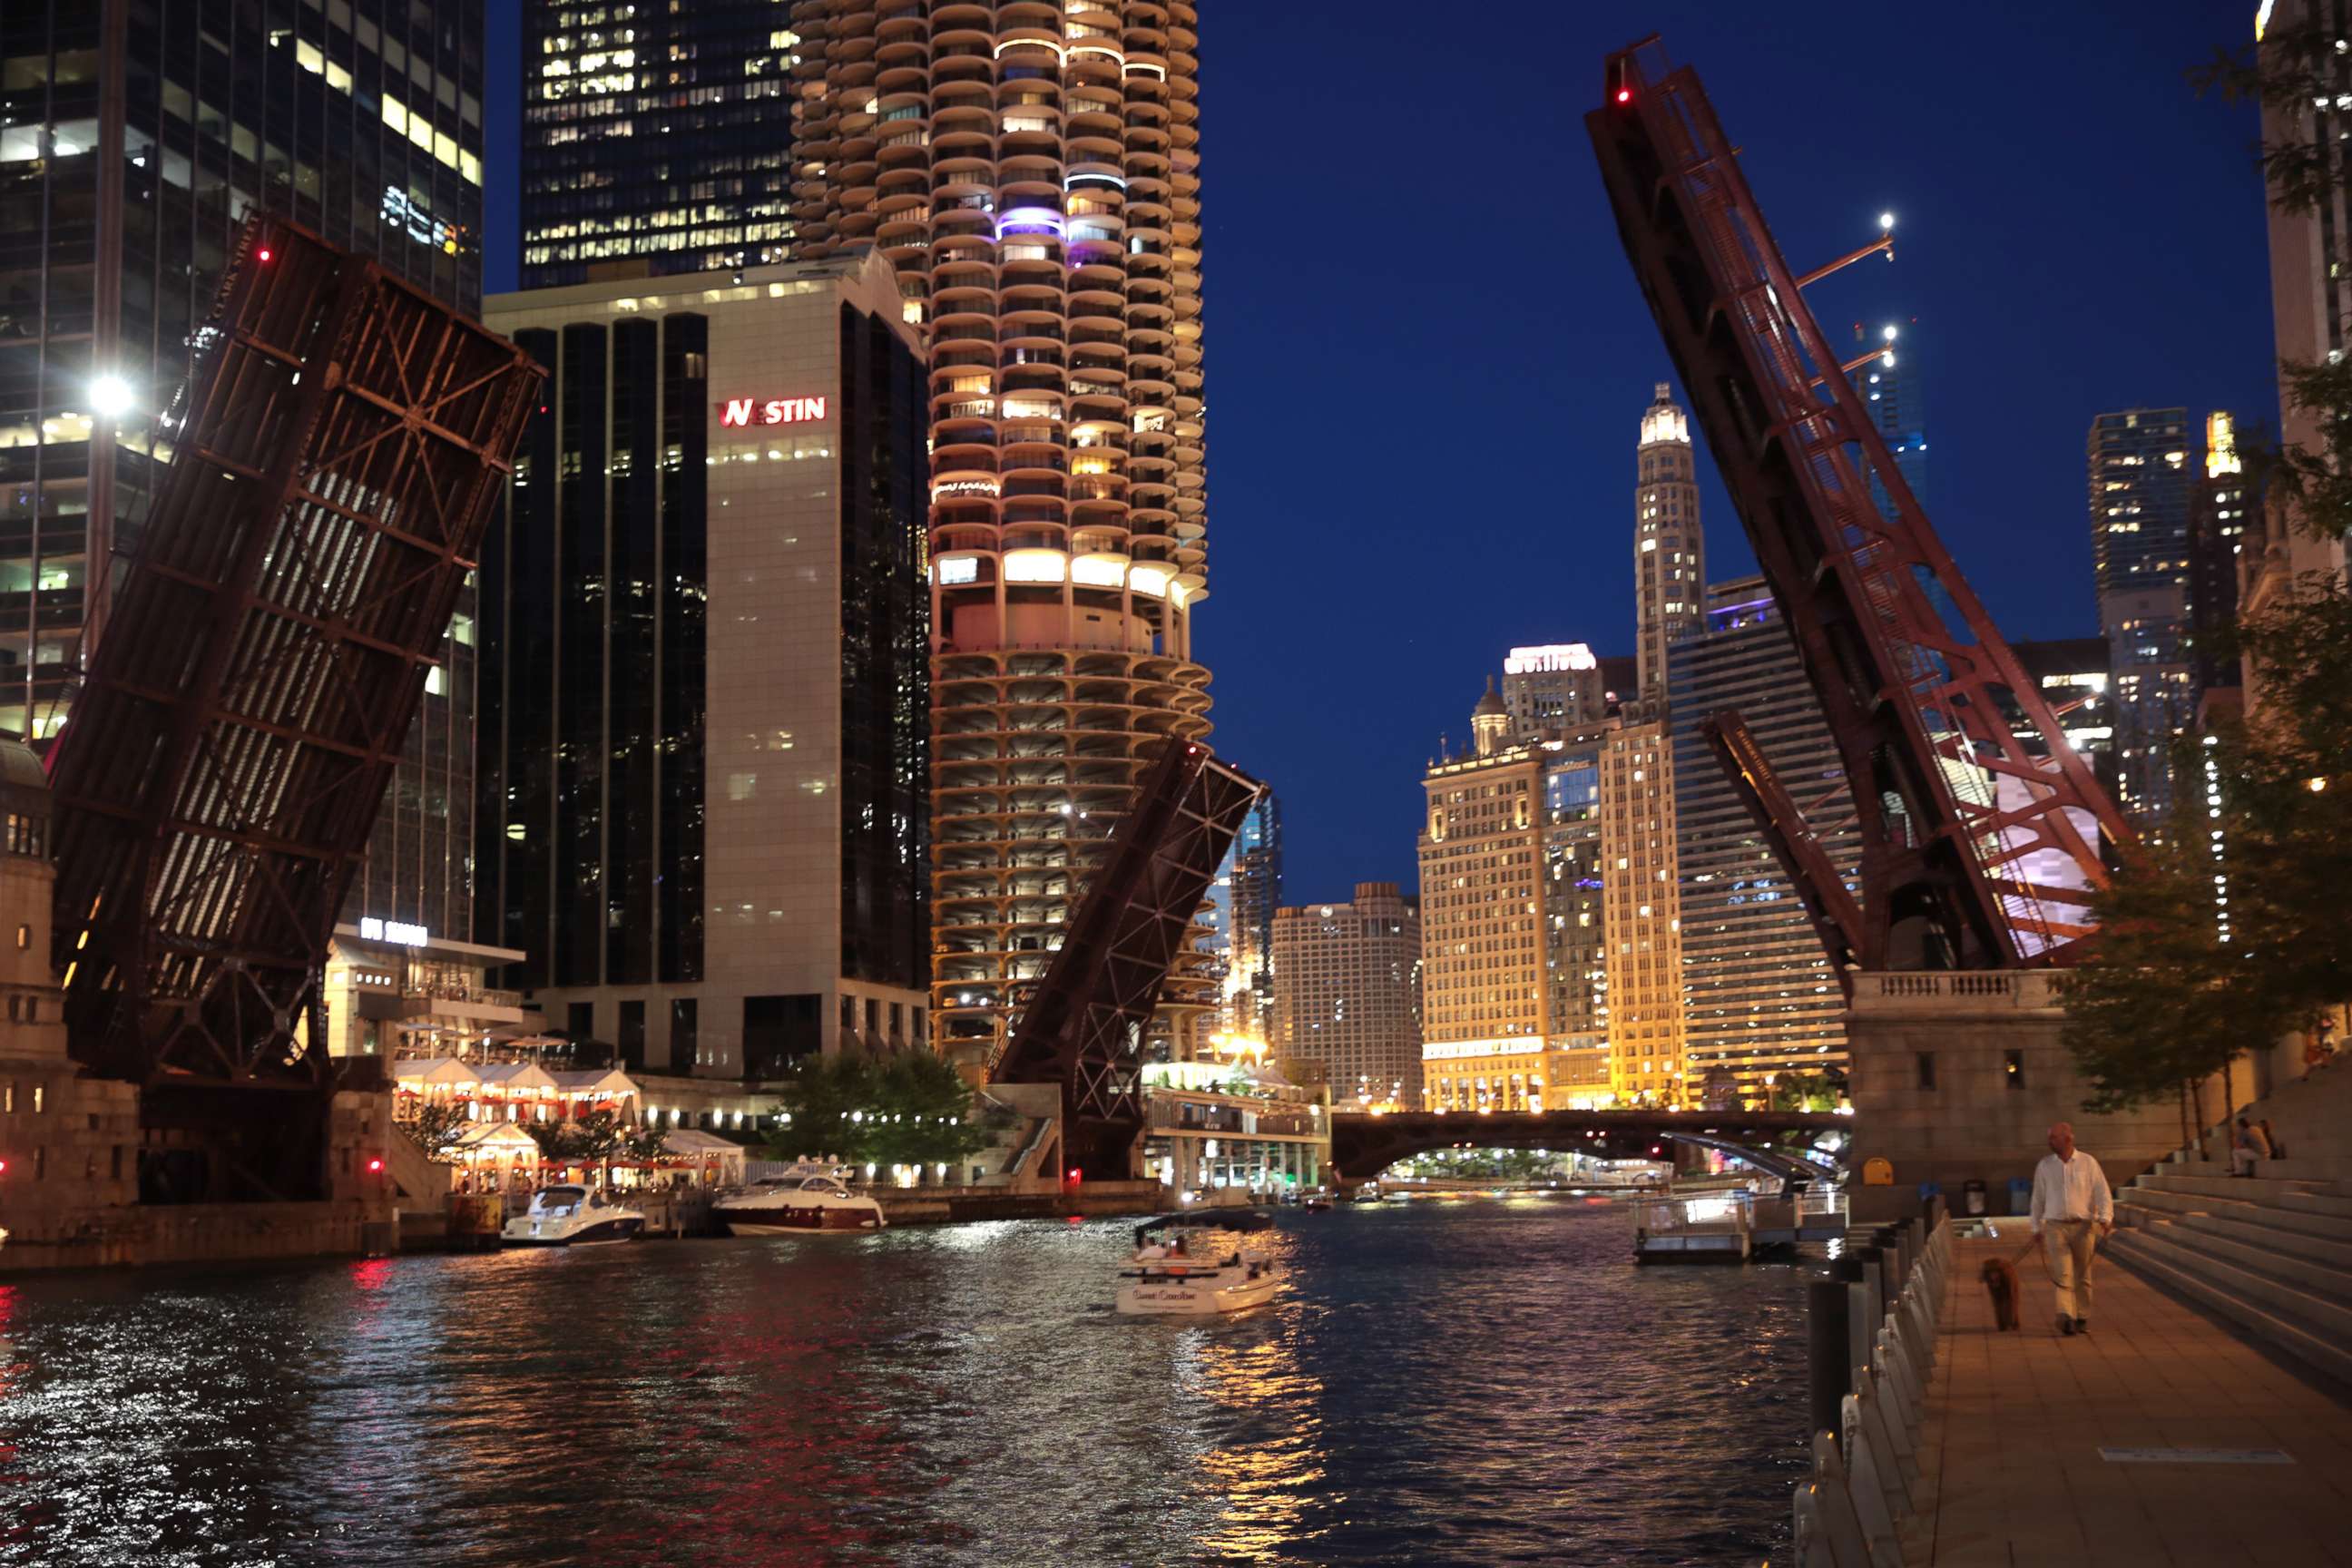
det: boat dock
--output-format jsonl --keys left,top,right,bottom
{"left": 1632, "top": 1188, "right": 1848, "bottom": 1262}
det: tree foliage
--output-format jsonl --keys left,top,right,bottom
{"left": 2062, "top": 799, "right": 2292, "bottom": 1120}
{"left": 407, "top": 1102, "right": 472, "bottom": 1164}
{"left": 764, "top": 1050, "right": 997, "bottom": 1171}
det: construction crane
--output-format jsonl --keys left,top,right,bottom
{"left": 1589, "top": 40, "right": 2131, "bottom": 972}
{"left": 988, "top": 741, "right": 1262, "bottom": 1180}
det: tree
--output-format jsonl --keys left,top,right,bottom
{"left": 763, "top": 1050, "right": 998, "bottom": 1174}
{"left": 868, "top": 1050, "right": 993, "bottom": 1171}
{"left": 407, "top": 1102, "right": 472, "bottom": 1164}
{"left": 2062, "top": 795, "right": 2296, "bottom": 1154}
{"left": 2064, "top": 23, "right": 2352, "bottom": 1115}
{"left": 526, "top": 1116, "right": 584, "bottom": 1166}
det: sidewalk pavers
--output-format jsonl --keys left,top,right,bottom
{"left": 1902, "top": 1234, "right": 2352, "bottom": 1566}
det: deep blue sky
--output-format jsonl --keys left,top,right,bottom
{"left": 485, "top": 2, "right": 2277, "bottom": 908}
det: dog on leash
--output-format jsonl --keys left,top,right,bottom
{"left": 1980, "top": 1254, "right": 2024, "bottom": 1331}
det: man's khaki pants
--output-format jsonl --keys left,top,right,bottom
{"left": 2044, "top": 1219, "right": 2099, "bottom": 1323}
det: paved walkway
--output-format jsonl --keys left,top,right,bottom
{"left": 1903, "top": 1234, "right": 2352, "bottom": 1565}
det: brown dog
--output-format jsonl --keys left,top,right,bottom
{"left": 1981, "top": 1255, "right": 2024, "bottom": 1331}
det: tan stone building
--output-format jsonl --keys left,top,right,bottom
{"left": 1601, "top": 708, "right": 1686, "bottom": 1104}
{"left": 1417, "top": 703, "right": 1612, "bottom": 1112}
{"left": 1635, "top": 384, "right": 1705, "bottom": 697}
{"left": 1271, "top": 883, "right": 1422, "bottom": 1112}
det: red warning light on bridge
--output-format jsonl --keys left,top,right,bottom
{"left": 718, "top": 396, "right": 828, "bottom": 427}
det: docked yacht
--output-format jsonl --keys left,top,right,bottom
{"left": 712, "top": 1164, "right": 887, "bottom": 1235}
{"left": 1116, "top": 1211, "right": 1282, "bottom": 1317}
{"left": 501, "top": 1185, "right": 646, "bottom": 1247}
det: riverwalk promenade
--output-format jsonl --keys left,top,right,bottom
{"left": 1900, "top": 1233, "right": 2352, "bottom": 1565}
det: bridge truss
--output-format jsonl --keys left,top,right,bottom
{"left": 47, "top": 215, "right": 540, "bottom": 1093}
{"left": 990, "top": 741, "right": 1262, "bottom": 1179}
{"left": 1589, "top": 43, "right": 2131, "bottom": 971}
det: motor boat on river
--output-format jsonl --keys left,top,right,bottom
{"left": 713, "top": 1164, "right": 887, "bottom": 1235}
{"left": 1116, "top": 1211, "right": 1282, "bottom": 1317}
{"left": 502, "top": 1185, "right": 646, "bottom": 1247}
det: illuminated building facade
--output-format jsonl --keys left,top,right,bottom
{"left": 786, "top": 2, "right": 1212, "bottom": 1067}
{"left": 2187, "top": 411, "right": 2253, "bottom": 707}
{"left": 1600, "top": 710, "right": 1684, "bottom": 1104}
{"left": 1417, "top": 698, "right": 1612, "bottom": 1112}
{"left": 1668, "top": 579, "right": 1857, "bottom": 1102}
{"left": 2087, "top": 408, "right": 2194, "bottom": 838}
{"left": 1203, "top": 790, "right": 1280, "bottom": 1041}
{"left": 476, "top": 254, "right": 928, "bottom": 1077}
{"left": 2007, "top": 638, "right": 2117, "bottom": 788}
{"left": 0, "top": 0, "right": 485, "bottom": 942}
{"left": 1635, "top": 383, "right": 1704, "bottom": 696}
{"left": 1270, "top": 883, "right": 1422, "bottom": 1112}
{"left": 1503, "top": 642, "right": 1606, "bottom": 740}
{"left": 520, "top": 3, "right": 798, "bottom": 287}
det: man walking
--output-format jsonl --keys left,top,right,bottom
{"left": 2029, "top": 1121, "right": 2112, "bottom": 1337}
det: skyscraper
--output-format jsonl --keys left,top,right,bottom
{"left": 475, "top": 254, "right": 930, "bottom": 1076}
{"left": 2087, "top": 408, "right": 2193, "bottom": 837}
{"left": 520, "top": 5, "right": 797, "bottom": 288}
{"left": 0, "top": 0, "right": 486, "bottom": 941}
{"left": 1634, "top": 383, "right": 1704, "bottom": 696}
{"left": 786, "top": 3, "right": 1212, "bottom": 1068}
{"left": 1271, "top": 883, "right": 1422, "bottom": 1112}
{"left": 1849, "top": 319, "right": 1926, "bottom": 517}
{"left": 1599, "top": 710, "right": 1683, "bottom": 1104}
{"left": 1417, "top": 695, "right": 1612, "bottom": 1112}
{"left": 1204, "top": 789, "right": 1280, "bottom": 1042}
{"left": 2248, "top": 0, "right": 2350, "bottom": 718}
{"left": 1669, "top": 578, "right": 1858, "bottom": 1103}
{"left": 1501, "top": 643, "right": 1606, "bottom": 740}
{"left": 2187, "top": 411, "right": 2252, "bottom": 708}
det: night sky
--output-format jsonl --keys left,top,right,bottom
{"left": 483, "top": 2, "right": 2277, "bottom": 908}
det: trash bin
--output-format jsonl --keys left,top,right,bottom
{"left": 2006, "top": 1176, "right": 2033, "bottom": 1215}
{"left": 1963, "top": 1178, "right": 1987, "bottom": 1217}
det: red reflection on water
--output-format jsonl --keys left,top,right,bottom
{"left": 348, "top": 1258, "right": 395, "bottom": 1292}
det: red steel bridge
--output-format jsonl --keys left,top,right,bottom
{"left": 1590, "top": 41, "right": 2132, "bottom": 977}
{"left": 44, "top": 215, "right": 538, "bottom": 1199}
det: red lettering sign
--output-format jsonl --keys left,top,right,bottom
{"left": 717, "top": 396, "right": 828, "bottom": 427}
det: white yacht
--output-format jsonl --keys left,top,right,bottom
{"left": 713, "top": 1164, "right": 887, "bottom": 1235}
{"left": 1116, "top": 1211, "right": 1282, "bottom": 1317}
{"left": 501, "top": 1184, "right": 647, "bottom": 1247}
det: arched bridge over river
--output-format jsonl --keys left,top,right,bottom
{"left": 1328, "top": 1110, "right": 1850, "bottom": 1189}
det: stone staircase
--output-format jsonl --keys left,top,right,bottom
{"left": 2109, "top": 1064, "right": 2352, "bottom": 1387}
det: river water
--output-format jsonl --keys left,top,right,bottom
{"left": 0, "top": 1197, "right": 1817, "bottom": 1566}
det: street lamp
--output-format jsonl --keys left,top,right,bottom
{"left": 91, "top": 373, "right": 135, "bottom": 421}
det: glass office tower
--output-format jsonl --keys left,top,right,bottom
{"left": 519, "top": 3, "right": 796, "bottom": 288}
{"left": 1, "top": 0, "right": 485, "bottom": 936}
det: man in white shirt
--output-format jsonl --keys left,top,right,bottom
{"left": 2029, "top": 1121, "right": 2113, "bottom": 1337}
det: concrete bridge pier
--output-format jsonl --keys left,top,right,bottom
{"left": 1843, "top": 972, "right": 2207, "bottom": 1225}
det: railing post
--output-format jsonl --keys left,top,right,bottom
{"left": 1808, "top": 1276, "right": 1853, "bottom": 1442}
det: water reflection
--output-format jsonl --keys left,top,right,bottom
{"left": 0, "top": 1201, "right": 1813, "bottom": 1566}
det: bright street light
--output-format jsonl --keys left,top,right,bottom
{"left": 1878, "top": 211, "right": 1896, "bottom": 230}
{"left": 90, "top": 373, "right": 135, "bottom": 420}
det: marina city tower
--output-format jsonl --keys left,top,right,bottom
{"left": 788, "top": 4, "right": 1211, "bottom": 1067}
